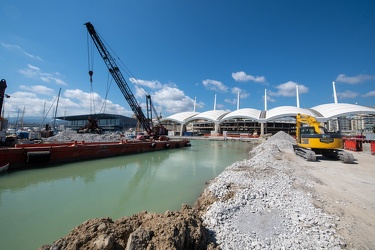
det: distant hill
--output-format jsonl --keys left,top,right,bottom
{"left": 5, "top": 116, "right": 68, "bottom": 126}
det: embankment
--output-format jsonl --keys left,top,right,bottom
{"left": 40, "top": 131, "right": 375, "bottom": 249}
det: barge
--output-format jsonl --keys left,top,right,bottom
{"left": 0, "top": 139, "right": 191, "bottom": 170}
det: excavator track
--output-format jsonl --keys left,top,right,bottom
{"left": 322, "top": 149, "right": 355, "bottom": 164}
{"left": 293, "top": 146, "right": 317, "bottom": 161}
{"left": 294, "top": 145, "right": 355, "bottom": 164}
{"left": 338, "top": 151, "right": 355, "bottom": 164}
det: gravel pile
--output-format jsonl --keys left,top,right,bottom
{"left": 43, "top": 130, "right": 124, "bottom": 142}
{"left": 201, "top": 131, "right": 346, "bottom": 249}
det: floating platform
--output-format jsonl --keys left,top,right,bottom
{"left": 0, "top": 139, "right": 191, "bottom": 170}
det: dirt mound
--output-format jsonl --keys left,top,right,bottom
{"left": 39, "top": 205, "right": 218, "bottom": 250}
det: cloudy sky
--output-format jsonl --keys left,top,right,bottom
{"left": 1, "top": 0, "right": 374, "bottom": 121}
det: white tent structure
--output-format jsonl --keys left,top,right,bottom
{"left": 161, "top": 83, "right": 375, "bottom": 135}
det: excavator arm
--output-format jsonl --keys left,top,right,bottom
{"left": 296, "top": 113, "right": 325, "bottom": 143}
{"left": 84, "top": 22, "right": 153, "bottom": 135}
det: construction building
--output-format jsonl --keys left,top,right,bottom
{"left": 55, "top": 113, "right": 137, "bottom": 132}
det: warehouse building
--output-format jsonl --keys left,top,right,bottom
{"left": 55, "top": 113, "right": 137, "bottom": 132}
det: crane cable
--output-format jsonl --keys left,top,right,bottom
{"left": 87, "top": 31, "right": 113, "bottom": 115}
{"left": 88, "top": 29, "right": 160, "bottom": 121}
{"left": 98, "top": 72, "right": 113, "bottom": 114}
{"left": 87, "top": 32, "right": 96, "bottom": 115}
{"left": 101, "top": 35, "right": 161, "bottom": 119}
{"left": 95, "top": 32, "right": 148, "bottom": 97}
{"left": 119, "top": 61, "right": 162, "bottom": 122}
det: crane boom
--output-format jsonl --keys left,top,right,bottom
{"left": 84, "top": 22, "right": 153, "bottom": 135}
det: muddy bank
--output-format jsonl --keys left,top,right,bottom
{"left": 39, "top": 205, "right": 217, "bottom": 250}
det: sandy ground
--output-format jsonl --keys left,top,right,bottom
{"left": 292, "top": 150, "right": 375, "bottom": 249}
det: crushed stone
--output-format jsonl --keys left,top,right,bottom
{"left": 43, "top": 130, "right": 124, "bottom": 142}
{"left": 200, "top": 131, "right": 346, "bottom": 249}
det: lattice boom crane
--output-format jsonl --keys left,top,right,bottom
{"left": 84, "top": 22, "right": 153, "bottom": 135}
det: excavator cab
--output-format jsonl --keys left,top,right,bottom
{"left": 297, "top": 126, "right": 343, "bottom": 150}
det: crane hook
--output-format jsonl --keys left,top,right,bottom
{"left": 89, "top": 70, "right": 93, "bottom": 82}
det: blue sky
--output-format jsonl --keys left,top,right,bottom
{"left": 1, "top": 0, "right": 374, "bottom": 120}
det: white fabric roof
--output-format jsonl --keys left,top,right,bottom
{"left": 162, "top": 103, "right": 375, "bottom": 124}
{"left": 264, "top": 106, "right": 316, "bottom": 121}
{"left": 311, "top": 103, "right": 375, "bottom": 120}
{"left": 160, "top": 111, "right": 199, "bottom": 123}
{"left": 221, "top": 108, "right": 261, "bottom": 121}
{"left": 185, "top": 110, "right": 229, "bottom": 122}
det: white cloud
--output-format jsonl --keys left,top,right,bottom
{"left": 3, "top": 75, "right": 198, "bottom": 118}
{"left": 362, "top": 91, "right": 375, "bottom": 97}
{"left": 1, "top": 42, "right": 21, "bottom": 50}
{"left": 129, "top": 78, "right": 162, "bottom": 89}
{"left": 127, "top": 79, "right": 200, "bottom": 115}
{"left": 19, "top": 85, "right": 55, "bottom": 95}
{"left": 337, "top": 90, "right": 359, "bottom": 99}
{"left": 2, "top": 91, "right": 52, "bottom": 118}
{"left": 231, "top": 87, "right": 249, "bottom": 98}
{"left": 1, "top": 42, "right": 42, "bottom": 61}
{"left": 224, "top": 98, "right": 236, "bottom": 105}
{"left": 223, "top": 87, "right": 249, "bottom": 107}
{"left": 62, "top": 89, "right": 133, "bottom": 116}
{"left": 151, "top": 85, "right": 197, "bottom": 115}
{"left": 28, "top": 64, "right": 40, "bottom": 71}
{"left": 232, "top": 71, "right": 266, "bottom": 83}
{"left": 24, "top": 51, "right": 43, "bottom": 61}
{"left": 216, "top": 103, "right": 226, "bottom": 110}
{"left": 54, "top": 78, "right": 66, "bottom": 85}
{"left": 3, "top": 88, "right": 134, "bottom": 118}
{"left": 269, "top": 81, "right": 308, "bottom": 97}
{"left": 263, "top": 94, "right": 276, "bottom": 103}
{"left": 335, "top": 73, "right": 375, "bottom": 84}
{"left": 133, "top": 85, "right": 147, "bottom": 100}
{"left": 202, "top": 79, "right": 228, "bottom": 92}
{"left": 19, "top": 64, "right": 67, "bottom": 86}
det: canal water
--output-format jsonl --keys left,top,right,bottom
{"left": 0, "top": 139, "right": 255, "bottom": 249}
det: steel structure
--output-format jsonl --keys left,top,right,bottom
{"left": 84, "top": 22, "right": 153, "bottom": 135}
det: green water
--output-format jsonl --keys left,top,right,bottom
{"left": 0, "top": 139, "right": 254, "bottom": 249}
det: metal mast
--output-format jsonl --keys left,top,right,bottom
{"left": 84, "top": 22, "right": 152, "bottom": 135}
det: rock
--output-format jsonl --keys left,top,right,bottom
{"left": 126, "top": 226, "right": 152, "bottom": 250}
{"left": 39, "top": 206, "right": 218, "bottom": 250}
{"left": 93, "top": 234, "right": 114, "bottom": 250}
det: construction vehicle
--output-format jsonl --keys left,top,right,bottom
{"left": 84, "top": 22, "right": 167, "bottom": 139}
{"left": 77, "top": 116, "right": 103, "bottom": 134}
{"left": 294, "top": 113, "right": 354, "bottom": 163}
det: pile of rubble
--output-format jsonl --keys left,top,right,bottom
{"left": 43, "top": 130, "right": 124, "bottom": 143}
{"left": 39, "top": 205, "right": 218, "bottom": 250}
{"left": 197, "top": 131, "right": 346, "bottom": 249}
{"left": 40, "top": 131, "right": 348, "bottom": 249}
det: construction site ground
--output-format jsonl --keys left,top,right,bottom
{"left": 300, "top": 150, "right": 375, "bottom": 248}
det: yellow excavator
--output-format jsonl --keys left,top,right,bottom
{"left": 294, "top": 113, "right": 354, "bottom": 163}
